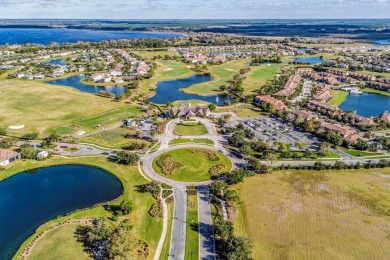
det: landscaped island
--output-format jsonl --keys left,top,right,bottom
{"left": 152, "top": 148, "right": 232, "bottom": 182}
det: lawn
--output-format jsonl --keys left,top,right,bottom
{"left": 328, "top": 90, "right": 348, "bottom": 107}
{"left": 184, "top": 60, "right": 249, "bottom": 96}
{"left": 80, "top": 128, "right": 151, "bottom": 150}
{"left": 340, "top": 148, "right": 383, "bottom": 157}
{"left": 0, "top": 157, "right": 162, "bottom": 259}
{"left": 216, "top": 103, "right": 262, "bottom": 118}
{"left": 139, "top": 60, "right": 194, "bottom": 96}
{"left": 169, "top": 138, "right": 214, "bottom": 146}
{"left": 0, "top": 80, "right": 129, "bottom": 135}
{"left": 235, "top": 169, "right": 390, "bottom": 260}
{"left": 28, "top": 224, "right": 90, "bottom": 260}
{"left": 243, "top": 64, "right": 281, "bottom": 95}
{"left": 173, "top": 123, "right": 208, "bottom": 136}
{"left": 152, "top": 148, "right": 232, "bottom": 182}
{"left": 74, "top": 106, "right": 141, "bottom": 128}
{"left": 363, "top": 87, "right": 390, "bottom": 97}
{"left": 185, "top": 193, "right": 199, "bottom": 260}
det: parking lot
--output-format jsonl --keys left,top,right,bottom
{"left": 228, "top": 115, "right": 321, "bottom": 151}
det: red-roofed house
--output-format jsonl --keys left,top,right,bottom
{"left": 0, "top": 148, "right": 21, "bottom": 166}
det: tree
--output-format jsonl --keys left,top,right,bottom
{"left": 208, "top": 103, "right": 216, "bottom": 111}
{"left": 266, "top": 152, "right": 277, "bottom": 166}
{"left": 119, "top": 200, "right": 135, "bottom": 215}
{"left": 22, "top": 132, "right": 39, "bottom": 140}
{"left": 0, "top": 127, "right": 7, "bottom": 136}
{"left": 115, "top": 151, "right": 139, "bottom": 165}
{"left": 319, "top": 142, "right": 331, "bottom": 156}
{"left": 209, "top": 181, "right": 228, "bottom": 198}
{"left": 218, "top": 236, "right": 253, "bottom": 260}
{"left": 87, "top": 217, "right": 115, "bottom": 244}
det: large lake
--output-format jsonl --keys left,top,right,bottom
{"left": 0, "top": 164, "right": 122, "bottom": 260}
{"left": 47, "top": 74, "right": 127, "bottom": 97}
{"left": 0, "top": 28, "right": 182, "bottom": 45}
{"left": 339, "top": 92, "right": 390, "bottom": 117}
{"left": 148, "top": 74, "right": 234, "bottom": 106}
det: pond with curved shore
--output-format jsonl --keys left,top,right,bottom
{"left": 148, "top": 74, "right": 234, "bottom": 106}
{"left": 0, "top": 164, "right": 123, "bottom": 260}
{"left": 339, "top": 92, "right": 390, "bottom": 117}
{"left": 46, "top": 74, "right": 128, "bottom": 97}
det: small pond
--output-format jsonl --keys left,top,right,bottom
{"left": 46, "top": 74, "right": 128, "bottom": 97}
{"left": 339, "top": 92, "right": 390, "bottom": 117}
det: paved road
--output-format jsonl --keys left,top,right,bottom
{"left": 169, "top": 188, "right": 187, "bottom": 260}
{"left": 198, "top": 186, "right": 216, "bottom": 260}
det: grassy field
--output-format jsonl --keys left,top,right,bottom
{"left": 185, "top": 193, "right": 199, "bottom": 260}
{"left": 152, "top": 148, "right": 232, "bottom": 182}
{"left": 340, "top": 148, "right": 383, "bottom": 157}
{"left": 135, "top": 51, "right": 178, "bottom": 59}
{"left": 74, "top": 106, "right": 140, "bottom": 128}
{"left": 235, "top": 169, "right": 390, "bottom": 260}
{"left": 80, "top": 127, "right": 150, "bottom": 149}
{"left": 0, "top": 157, "right": 161, "bottom": 259}
{"left": 184, "top": 60, "right": 249, "bottom": 96}
{"left": 216, "top": 103, "right": 262, "bottom": 118}
{"left": 28, "top": 224, "right": 90, "bottom": 260}
{"left": 0, "top": 80, "right": 130, "bottom": 135}
{"left": 328, "top": 90, "right": 348, "bottom": 107}
{"left": 243, "top": 64, "right": 281, "bottom": 95}
{"left": 169, "top": 138, "right": 214, "bottom": 146}
{"left": 160, "top": 202, "right": 174, "bottom": 260}
{"left": 173, "top": 123, "right": 208, "bottom": 136}
{"left": 139, "top": 60, "right": 194, "bottom": 96}
{"left": 363, "top": 87, "right": 390, "bottom": 97}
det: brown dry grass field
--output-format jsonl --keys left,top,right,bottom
{"left": 235, "top": 169, "right": 390, "bottom": 260}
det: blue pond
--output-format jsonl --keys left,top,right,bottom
{"left": 0, "top": 28, "right": 182, "bottom": 45}
{"left": 0, "top": 164, "right": 122, "bottom": 260}
{"left": 374, "top": 40, "right": 390, "bottom": 45}
{"left": 148, "top": 74, "right": 234, "bottom": 106}
{"left": 47, "top": 74, "right": 127, "bottom": 97}
{"left": 45, "top": 58, "right": 68, "bottom": 65}
{"left": 293, "top": 57, "right": 325, "bottom": 64}
{"left": 339, "top": 92, "right": 390, "bottom": 117}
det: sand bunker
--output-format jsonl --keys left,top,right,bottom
{"left": 77, "top": 131, "right": 86, "bottom": 136}
{"left": 9, "top": 125, "right": 25, "bottom": 130}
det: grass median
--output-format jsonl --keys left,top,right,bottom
{"left": 185, "top": 192, "right": 199, "bottom": 260}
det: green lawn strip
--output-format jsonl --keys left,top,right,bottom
{"left": 80, "top": 128, "right": 151, "bottom": 149}
{"left": 0, "top": 157, "right": 162, "bottom": 258}
{"left": 185, "top": 193, "right": 199, "bottom": 260}
{"left": 173, "top": 124, "right": 208, "bottom": 136}
{"left": 169, "top": 138, "right": 214, "bottom": 146}
{"left": 340, "top": 148, "right": 383, "bottom": 157}
{"left": 363, "top": 87, "right": 390, "bottom": 97}
{"left": 152, "top": 148, "right": 232, "bottom": 182}
{"left": 160, "top": 202, "right": 174, "bottom": 260}
{"left": 328, "top": 90, "right": 348, "bottom": 107}
{"left": 74, "top": 106, "right": 141, "bottom": 128}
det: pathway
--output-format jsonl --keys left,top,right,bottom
{"left": 198, "top": 186, "right": 216, "bottom": 260}
{"left": 169, "top": 188, "right": 187, "bottom": 260}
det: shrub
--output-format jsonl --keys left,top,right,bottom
{"left": 188, "top": 148, "right": 220, "bottom": 161}
{"left": 156, "top": 154, "right": 183, "bottom": 175}
{"left": 149, "top": 199, "right": 163, "bottom": 218}
{"left": 209, "top": 164, "right": 226, "bottom": 176}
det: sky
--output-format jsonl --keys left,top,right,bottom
{"left": 0, "top": 0, "right": 390, "bottom": 19}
